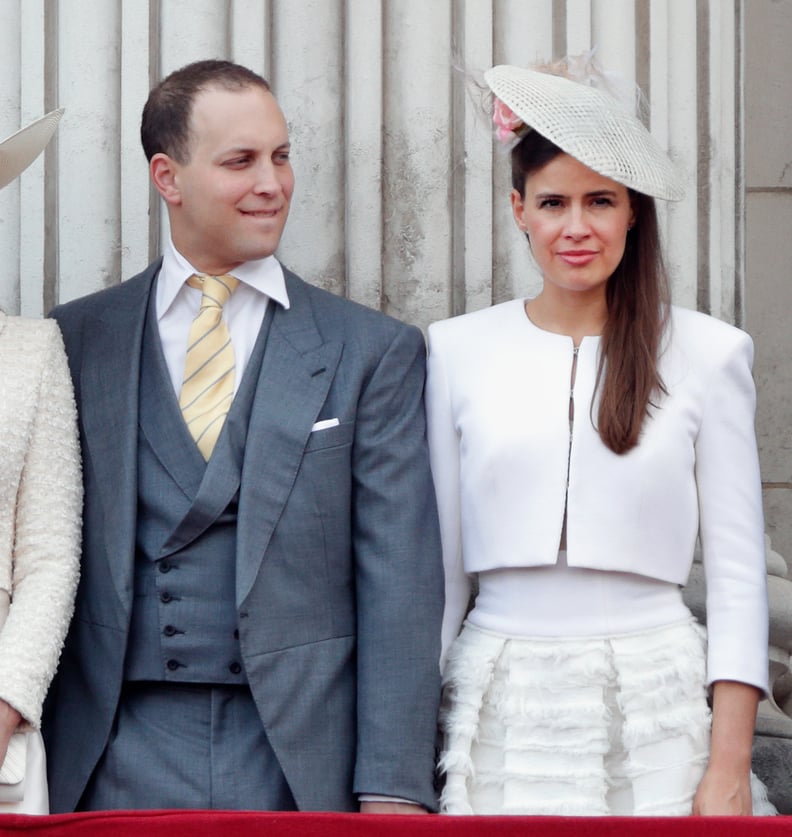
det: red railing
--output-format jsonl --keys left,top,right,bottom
{"left": 0, "top": 811, "right": 787, "bottom": 836}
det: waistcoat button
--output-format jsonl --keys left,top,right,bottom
{"left": 163, "top": 624, "right": 177, "bottom": 637}
{"left": 166, "top": 659, "right": 181, "bottom": 671}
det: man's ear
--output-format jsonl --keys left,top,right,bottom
{"left": 150, "top": 153, "right": 182, "bottom": 205}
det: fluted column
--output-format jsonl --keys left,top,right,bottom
{"left": 760, "top": 539, "right": 792, "bottom": 737}
{"left": 0, "top": 0, "right": 745, "bottom": 329}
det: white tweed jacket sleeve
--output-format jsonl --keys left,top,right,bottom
{"left": 0, "top": 314, "right": 81, "bottom": 728}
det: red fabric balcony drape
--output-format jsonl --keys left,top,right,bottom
{"left": 0, "top": 811, "right": 787, "bottom": 836}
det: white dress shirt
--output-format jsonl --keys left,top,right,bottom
{"left": 155, "top": 238, "right": 290, "bottom": 397}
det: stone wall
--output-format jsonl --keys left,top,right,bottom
{"left": 743, "top": 0, "right": 792, "bottom": 815}
{"left": 748, "top": 2, "right": 792, "bottom": 573}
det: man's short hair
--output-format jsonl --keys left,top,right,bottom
{"left": 140, "top": 59, "right": 271, "bottom": 163}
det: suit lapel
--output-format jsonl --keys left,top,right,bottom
{"left": 79, "top": 263, "right": 159, "bottom": 611}
{"left": 236, "top": 273, "right": 343, "bottom": 605}
{"left": 138, "top": 288, "right": 206, "bottom": 501}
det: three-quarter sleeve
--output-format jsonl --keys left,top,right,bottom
{"left": 426, "top": 325, "right": 472, "bottom": 672}
{"left": 694, "top": 328, "right": 769, "bottom": 695}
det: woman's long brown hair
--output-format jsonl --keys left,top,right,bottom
{"left": 512, "top": 131, "right": 670, "bottom": 454}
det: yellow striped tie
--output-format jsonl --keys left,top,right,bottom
{"left": 179, "top": 273, "right": 240, "bottom": 460}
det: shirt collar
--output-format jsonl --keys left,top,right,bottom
{"left": 157, "top": 237, "right": 291, "bottom": 319}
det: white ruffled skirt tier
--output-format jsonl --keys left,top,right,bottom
{"left": 439, "top": 619, "right": 774, "bottom": 816}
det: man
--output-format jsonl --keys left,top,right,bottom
{"left": 42, "top": 60, "right": 443, "bottom": 814}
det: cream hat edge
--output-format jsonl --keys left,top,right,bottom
{"left": 0, "top": 108, "right": 64, "bottom": 190}
{"left": 484, "top": 65, "right": 684, "bottom": 202}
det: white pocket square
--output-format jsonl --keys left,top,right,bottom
{"left": 311, "top": 418, "right": 340, "bottom": 432}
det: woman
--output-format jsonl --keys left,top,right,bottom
{"left": 0, "top": 109, "right": 81, "bottom": 814}
{"left": 426, "top": 59, "right": 773, "bottom": 816}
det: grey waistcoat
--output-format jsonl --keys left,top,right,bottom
{"left": 124, "top": 293, "right": 273, "bottom": 683}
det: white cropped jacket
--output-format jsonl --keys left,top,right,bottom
{"left": 426, "top": 300, "right": 769, "bottom": 693}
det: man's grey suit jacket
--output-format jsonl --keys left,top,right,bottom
{"left": 42, "top": 260, "right": 444, "bottom": 813}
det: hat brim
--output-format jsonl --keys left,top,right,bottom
{"left": 0, "top": 108, "right": 64, "bottom": 190}
{"left": 485, "top": 66, "right": 684, "bottom": 202}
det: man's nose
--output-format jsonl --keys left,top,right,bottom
{"left": 252, "top": 161, "right": 280, "bottom": 194}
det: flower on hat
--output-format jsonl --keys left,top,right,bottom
{"left": 492, "top": 97, "right": 524, "bottom": 144}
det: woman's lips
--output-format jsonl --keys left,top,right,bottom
{"left": 558, "top": 250, "right": 597, "bottom": 266}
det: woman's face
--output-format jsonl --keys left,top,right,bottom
{"left": 511, "top": 152, "right": 635, "bottom": 301}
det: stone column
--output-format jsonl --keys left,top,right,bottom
{"left": 683, "top": 536, "right": 792, "bottom": 813}
{"left": 754, "top": 538, "right": 792, "bottom": 813}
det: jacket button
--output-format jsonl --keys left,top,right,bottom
{"left": 166, "top": 659, "right": 181, "bottom": 671}
{"left": 163, "top": 624, "right": 177, "bottom": 637}
{"left": 158, "top": 560, "right": 172, "bottom": 573}
{"left": 228, "top": 662, "right": 242, "bottom": 675}
{"left": 160, "top": 591, "right": 173, "bottom": 603}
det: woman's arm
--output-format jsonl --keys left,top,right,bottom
{"left": 425, "top": 327, "right": 471, "bottom": 672}
{"left": 689, "top": 322, "right": 767, "bottom": 814}
{"left": 695, "top": 327, "right": 768, "bottom": 694}
{"left": 0, "top": 324, "right": 81, "bottom": 731}
{"left": 692, "top": 680, "right": 760, "bottom": 815}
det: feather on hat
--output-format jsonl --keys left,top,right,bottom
{"left": 484, "top": 64, "right": 683, "bottom": 201}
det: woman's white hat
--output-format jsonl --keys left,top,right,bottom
{"left": 0, "top": 108, "right": 64, "bottom": 190}
{"left": 484, "top": 64, "right": 683, "bottom": 201}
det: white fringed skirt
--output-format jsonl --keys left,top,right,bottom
{"left": 439, "top": 619, "right": 773, "bottom": 816}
